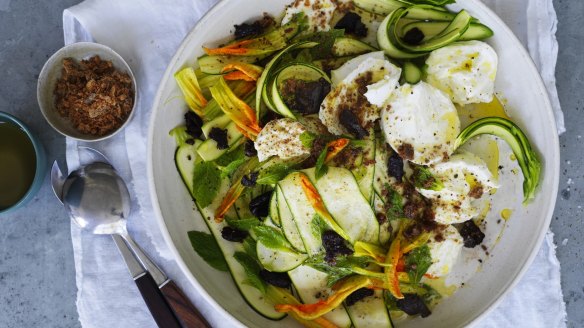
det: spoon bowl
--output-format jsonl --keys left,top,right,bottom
{"left": 62, "top": 162, "right": 131, "bottom": 235}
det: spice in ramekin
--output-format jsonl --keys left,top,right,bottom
{"left": 54, "top": 55, "right": 134, "bottom": 136}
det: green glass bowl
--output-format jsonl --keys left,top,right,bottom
{"left": 0, "top": 111, "right": 47, "bottom": 215}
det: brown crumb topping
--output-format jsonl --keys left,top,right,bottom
{"left": 54, "top": 55, "right": 134, "bottom": 136}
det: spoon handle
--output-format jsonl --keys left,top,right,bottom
{"left": 134, "top": 272, "right": 183, "bottom": 328}
{"left": 160, "top": 280, "right": 211, "bottom": 328}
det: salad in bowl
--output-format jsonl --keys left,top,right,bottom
{"left": 166, "top": 0, "right": 541, "bottom": 326}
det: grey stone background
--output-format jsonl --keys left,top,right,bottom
{"left": 0, "top": 0, "right": 581, "bottom": 327}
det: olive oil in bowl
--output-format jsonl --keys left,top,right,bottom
{"left": 0, "top": 121, "right": 37, "bottom": 210}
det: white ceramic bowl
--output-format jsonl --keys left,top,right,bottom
{"left": 148, "top": 1, "right": 560, "bottom": 327}
{"left": 37, "top": 42, "right": 137, "bottom": 142}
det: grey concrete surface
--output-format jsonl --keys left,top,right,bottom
{"left": 551, "top": 1, "right": 584, "bottom": 327}
{"left": 0, "top": 0, "right": 582, "bottom": 328}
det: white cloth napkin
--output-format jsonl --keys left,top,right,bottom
{"left": 62, "top": 0, "right": 567, "bottom": 327}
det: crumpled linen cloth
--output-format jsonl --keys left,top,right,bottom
{"left": 62, "top": 0, "right": 567, "bottom": 327}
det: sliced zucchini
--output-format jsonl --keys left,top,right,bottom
{"left": 312, "top": 56, "right": 354, "bottom": 73}
{"left": 276, "top": 186, "right": 307, "bottom": 253}
{"left": 378, "top": 7, "right": 474, "bottom": 59}
{"left": 269, "top": 190, "right": 280, "bottom": 226}
{"left": 256, "top": 41, "right": 319, "bottom": 119}
{"left": 332, "top": 37, "right": 378, "bottom": 57}
{"left": 269, "top": 63, "right": 330, "bottom": 119}
{"left": 257, "top": 240, "right": 308, "bottom": 272}
{"left": 196, "top": 121, "right": 244, "bottom": 162}
{"left": 353, "top": 0, "right": 405, "bottom": 16}
{"left": 175, "top": 151, "right": 284, "bottom": 319}
{"left": 454, "top": 117, "right": 541, "bottom": 203}
{"left": 288, "top": 265, "right": 353, "bottom": 328}
{"left": 402, "top": 21, "right": 494, "bottom": 42}
{"left": 175, "top": 140, "right": 203, "bottom": 194}
{"left": 345, "top": 290, "right": 393, "bottom": 328}
{"left": 278, "top": 172, "right": 323, "bottom": 255}
{"left": 303, "top": 167, "right": 379, "bottom": 244}
{"left": 402, "top": 61, "right": 422, "bottom": 84}
{"left": 201, "top": 114, "right": 232, "bottom": 138}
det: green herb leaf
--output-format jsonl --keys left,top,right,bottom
{"left": 385, "top": 184, "right": 404, "bottom": 221}
{"left": 192, "top": 161, "right": 221, "bottom": 208}
{"left": 225, "top": 216, "right": 261, "bottom": 231}
{"left": 187, "top": 231, "right": 228, "bottom": 272}
{"left": 169, "top": 126, "right": 191, "bottom": 146}
{"left": 219, "top": 158, "right": 246, "bottom": 179}
{"left": 214, "top": 144, "right": 244, "bottom": 167}
{"left": 234, "top": 251, "right": 266, "bottom": 294}
{"left": 251, "top": 226, "right": 292, "bottom": 251}
{"left": 412, "top": 166, "right": 443, "bottom": 191}
{"left": 306, "top": 255, "right": 368, "bottom": 287}
{"left": 256, "top": 164, "right": 291, "bottom": 185}
{"left": 315, "top": 147, "right": 329, "bottom": 180}
{"left": 310, "top": 214, "right": 328, "bottom": 239}
{"left": 300, "top": 131, "right": 316, "bottom": 148}
{"left": 405, "top": 244, "right": 432, "bottom": 284}
{"left": 242, "top": 236, "right": 259, "bottom": 262}
{"left": 298, "top": 29, "right": 345, "bottom": 60}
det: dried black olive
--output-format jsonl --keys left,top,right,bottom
{"left": 259, "top": 269, "right": 292, "bottom": 288}
{"left": 241, "top": 172, "right": 258, "bottom": 187}
{"left": 334, "top": 12, "right": 368, "bottom": 38}
{"left": 396, "top": 294, "right": 431, "bottom": 318}
{"left": 209, "top": 127, "right": 229, "bottom": 150}
{"left": 345, "top": 288, "right": 374, "bottom": 306}
{"left": 221, "top": 226, "right": 248, "bottom": 242}
{"left": 339, "top": 109, "right": 369, "bottom": 139}
{"left": 322, "top": 230, "right": 353, "bottom": 263}
{"left": 387, "top": 151, "right": 404, "bottom": 182}
{"left": 249, "top": 191, "right": 272, "bottom": 218}
{"left": 184, "top": 111, "right": 203, "bottom": 139}
{"left": 244, "top": 139, "right": 257, "bottom": 157}
{"left": 234, "top": 22, "right": 263, "bottom": 40}
{"left": 456, "top": 220, "right": 485, "bottom": 248}
{"left": 282, "top": 78, "right": 331, "bottom": 114}
{"left": 402, "top": 27, "right": 425, "bottom": 46}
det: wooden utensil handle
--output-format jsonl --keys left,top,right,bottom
{"left": 135, "top": 273, "right": 182, "bottom": 328}
{"left": 160, "top": 280, "right": 211, "bottom": 328}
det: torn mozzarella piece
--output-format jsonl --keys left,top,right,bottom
{"left": 255, "top": 118, "right": 310, "bottom": 162}
{"left": 417, "top": 151, "right": 499, "bottom": 225}
{"left": 320, "top": 56, "right": 401, "bottom": 136}
{"left": 426, "top": 40, "right": 498, "bottom": 105}
{"left": 426, "top": 225, "right": 464, "bottom": 277}
{"left": 380, "top": 81, "right": 460, "bottom": 165}
{"left": 281, "top": 0, "right": 336, "bottom": 33}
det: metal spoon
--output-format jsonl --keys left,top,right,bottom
{"left": 51, "top": 148, "right": 209, "bottom": 328}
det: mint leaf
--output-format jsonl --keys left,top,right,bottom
{"left": 405, "top": 244, "right": 432, "bottom": 283}
{"left": 412, "top": 165, "right": 443, "bottom": 191}
{"left": 215, "top": 145, "right": 244, "bottom": 166}
{"left": 385, "top": 184, "right": 404, "bottom": 221}
{"left": 310, "top": 214, "right": 328, "bottom": 239}
{"left": 300, "top": 131, "right": 316, "bottom": 148}
{"left": 306, "top": 255, "right": 368, "bottom": 287}
{"left": 315, "top": 147, "right": 329, "bottom": 180}
{"left": 243, "top": 236, "right": 259, "bottom": 262}
{"left": 219, "top": 158, "right": 246, "bottom": 179}
{"left": 256, "top": 164, "right": 291, "bottom": 185}
{"left": 192, "top": 161, "right": 221, "bottom": 208}
{"left": 299, "top": 29, "right": 345, "bottom": 60}
{"left": 234, "top": 251, "right": 266, "bottom": 294}
{"left": 188, "top": 231, "right": 228, "bottom": 272}
{"left": 251, "top": 226, "right": 292, "bottom": 251}
{"left": 226, "top": 216, "right": 261, "bottom": 231}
